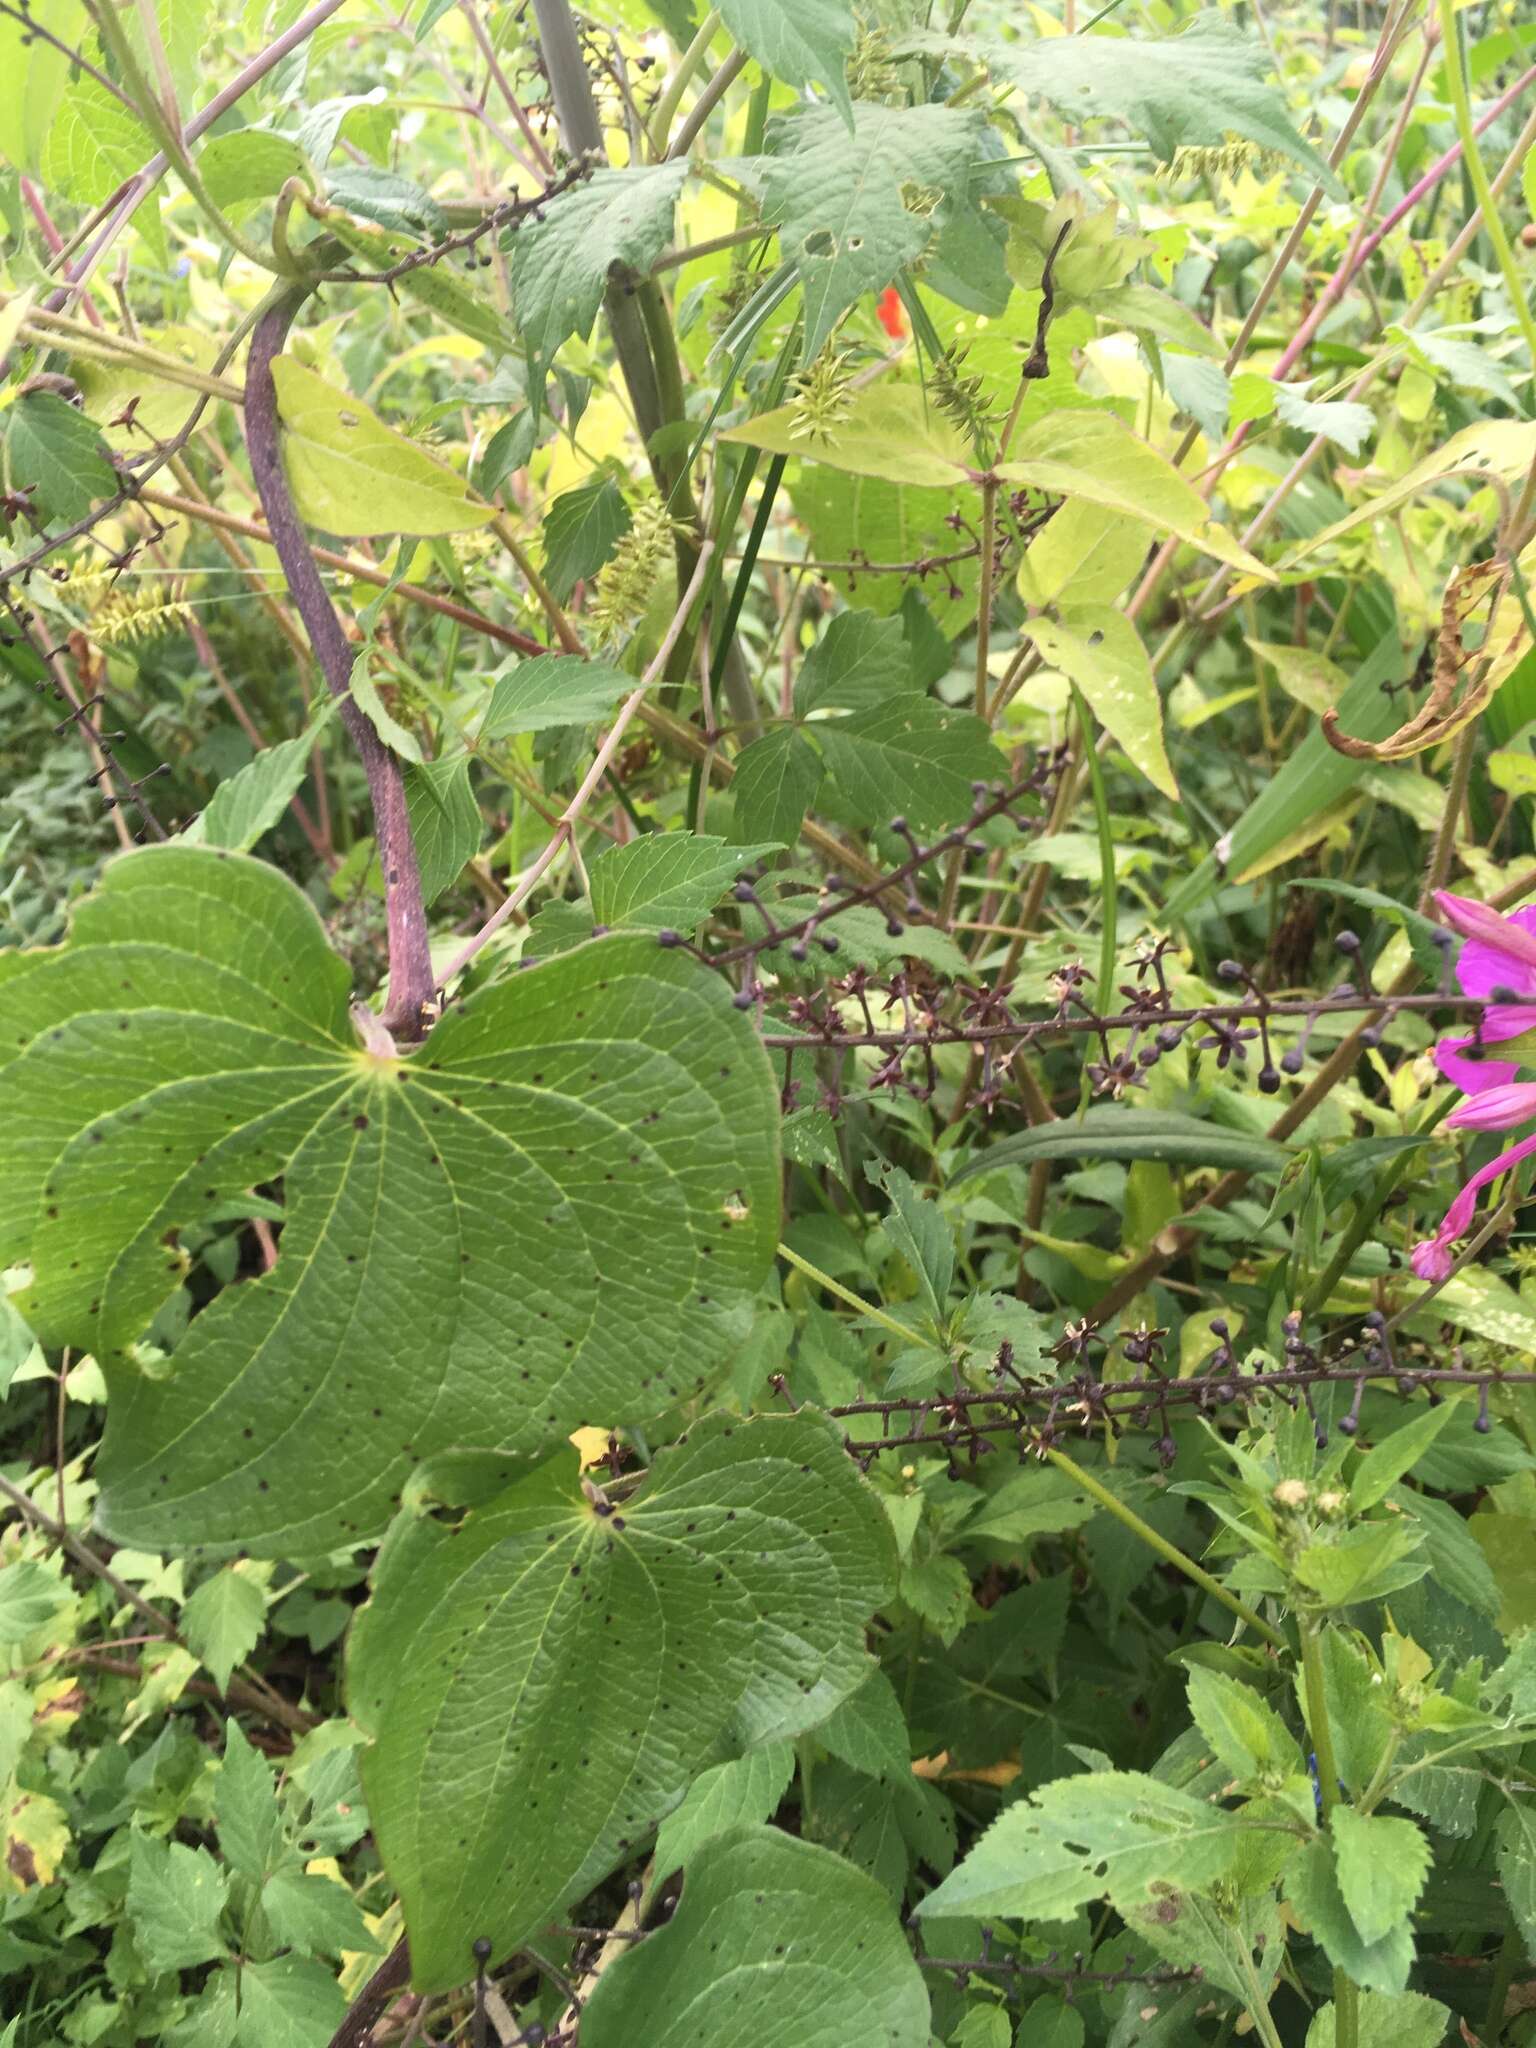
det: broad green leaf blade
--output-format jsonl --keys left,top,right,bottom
{"left": 916, "top": 1769, "right": 1248, "bottom": 1924}
{"left": 3, "top": 393, "right": 119, "bottom": 523}
{"left": 1017, "top": 501, "right": 1150, "bottom": 609}
{"left": 1494, "top": 1803, "right": 1536, "bottom": 1961}
{"left": 477, "top": 653, "right": 639, "bottom": 737}
{"left": 348, "top": 1411, "right": 896, "bottom": 1991}
{"left": 41, "top": 77, "right": 154, "bottom": 205}
{"left": 745, "top": 106, "right": 989, "bottom": 362}
{"left": 0, "top": 847, "right": 779, "bottom": 1555}
{"left": 1348, "top": 1401, "right": 1456, "bottom": 1513}
{"left": 1283, "top": 422, "right": 1536, "bottom": 561}
{"left": 717, "top": 0, "right": 855, "bottom": 121}
{"left": 653, "top": 1744, "right": 795, "bottom": 1882}
{"left": 183, "top": 710, "right": 333, "bottom": 853}
{"left": 510, "top": 162, "right": 688, "bottom": 369}
{"left": 949, "top": 1109, "right": 1291, "bottom": 1183}
{"left": 127, "top": 1834, "right": 229, "bottom": 1972}
{"left": 198, "top": 130, "right": 308, "bottom": 209}
{"left": 272, "top": 358, "right": 492, "bottom": 537}
{"left": 403, "top": 755, "right": 481, "bottom": 904}
{"left": 1285, "top": 1837, "right": 1414, "bottom": 1994}
{"left": 730, "top": 726, "right": 825, "bottom": 846}
{"left": 1186, "top": 1668, "right": 1302, "bottom": 1782}
{"left": 1306, "top": 1990, "right": 1450, "bottom": 2048}
{"left": 996, "top": 19, "right": 1339, "bottom": 190}
{"left": 1330, "top": 1809, "right": 1430, "bottom": 1948}
{"left": 0, "top": 0, "right": 75, "bottom": 173}
{"left": 795, "top": 611, "right": 916, "bottom": 715}
{"left": 1027, "top": 606, "right": 1176, "bottom": 800}
{"left": 814, "top": 699, "right": 999, "bottom": 830}
{"left": 581, "top": 1827, "right": 929, "bottom": 2048}
{"left": 215, "top": 1722, "right": 285, "bottom": 1884}
{"left": 541, "top": 473, "right": 631, "bottom": 603}
{"left": 233, "top": 1955, "right": 348, "bottom": 2048}
{"left": 589, "top": 834, "right": 783, "bottom": 935}
{"left": 182, "top": 1568, "right": 266, "bottom": 1692}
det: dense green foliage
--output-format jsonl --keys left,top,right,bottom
{"left": 2, "top": 2, "right": 1536, "bottom": 2046}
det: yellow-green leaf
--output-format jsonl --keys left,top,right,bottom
{"left": 1018, "top": 500, "right": 1150, "bottom": 608}
{"left": 1027, "top": 605, "right": 1177, "bottom": 799}
{"left": 1246, "top": 638, "right": 1350, "bottom": 716}
{"left": 273, "top": 359, "right": 492, "bottom": 538}
{"left": 1000, "top": 412, "right": 1272, "bottom": 579}
{"left": 720, "top": 384, "right": 972, "bottom": 488}
{"left": 1282, "top": 421, "right": 1536, "bottom": 562}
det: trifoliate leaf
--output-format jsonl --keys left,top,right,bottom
{"left": 477, "top": 653, "right": 639, "bottom": 737}
{"left": 541, "top": 473, "right": 632, "bottom": 603}
{"left": 0, "top": 846, "right": 779, "bottom": 1556}
{"left": 581, "top": 1828, "right": 930, "bottom": 2048}
{"left": 3, "top": 393, "right": 119, "bottom": 523}
{"left": 730, "top": 726, "right": 825, "bottom": 847}
{"left": 272, "top": 358, "right": 491, "bottom": 537}
{"left": 403, "top": 755, "right": 481, "bottom": 904}
{"left": 348, "top": 1411, "right": 895, "bottom": 1991}
{"left": 814, "top": 699, "right": 998, "bottom": 830}
{"left": 795, "top": 611, "right": 916, "bottom": 715}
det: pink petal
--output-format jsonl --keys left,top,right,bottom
{"left": 1434, "top": 893, "right": 1536, "bottom": 998}
{"left": 1411, "top": 1240, "right": 1455, "bottom": 1282}
{"left": 1433, "top": 1004, "right": 1536, "bottom": 1093}
{"left": 1447, "top": 1082, "right": 1536, "bottom": 1130}
{"left": 1439, "top": 1127, "right": 1536, "bottom": 1243}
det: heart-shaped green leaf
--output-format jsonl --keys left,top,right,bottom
{"left": 0, "top": 848, "right": 779, "bottom": 1556}
{"left": 347, "top": 1410, "right": 895, "bottom": 1991}
{"left": 581, "top": 1827, "right": 930, "bottom": 2048}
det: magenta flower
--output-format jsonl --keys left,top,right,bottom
{"left": 1412, "top": 892, "right": 1536, "bottom": 1280}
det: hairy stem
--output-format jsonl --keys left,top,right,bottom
{"left": 243, "top": 291, "right": 434, "bottom": 1038}
{"left": 1300, "top": 1621, "right": 1359, "bottom": 2048}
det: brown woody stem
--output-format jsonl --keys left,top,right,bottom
{"left": 244, "top": 291, "right": 434, "bottom": 1040}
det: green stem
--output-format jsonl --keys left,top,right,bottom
{"left": 1042, "top": 1444, "right": 1286, "bottom": 1650}
{"left": 1073, "top": 684, "right": 1118, "bottom": 1017}
{"left": 777, "top": 1242, "right": 920, "bottom": 1349}
{"left": 1481, "top": 1920, "right": 1521, "bottom": 2045}
{"left": 1300, "top": 1620, "right": 1359, "bottom": 2048}
{"left": 1437, "top": 0, "right": 1536, "bottom": 452}
{"left": 1303, "top": 1089, "right": 1455, "bottom": 1313}
{"left": 646, "top": 8, "right": 721, "bottom": 157}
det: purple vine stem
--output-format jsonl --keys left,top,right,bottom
{"left": 244, "top": 290, "right": 434, "bottom": 1039}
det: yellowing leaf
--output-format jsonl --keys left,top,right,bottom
{"left": 721, "top": 383, "right": 971, "bottom": 488}
{"left": 1246, "top": 638, "right": 1350, "bottom": 716}
{"left": 1027, "top": 606, "right": 1177, "bottom": 799}
{"left": 3, "top": 1784, "right": 68, "bottom": 1890}
{"left": 1283, "top": 421, "right": 1536, "bottom": 562}
{"left": 272, "top": 359, "right": 492, "bottom": 538}
{"left": 1000, "top": 412, "right": 1273, "bottom": 579}
{"left": 1018, "top": 500, "right": 1149, "bottom": 607}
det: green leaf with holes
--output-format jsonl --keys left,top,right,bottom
{"left": 348, "top": 1411, "right": 895, "bottom": 1991}
{"left": 1026, "top": 606, "right": 1177, "bottom": 800}
{"left": 742, "top": 105, "right": 988, "bottom": 362}
{"left": 0, "top": 847, "right": 779, "bottom": 1557}
{"left": 581, "top": 1827, "right": 929, "bottom": 2047}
